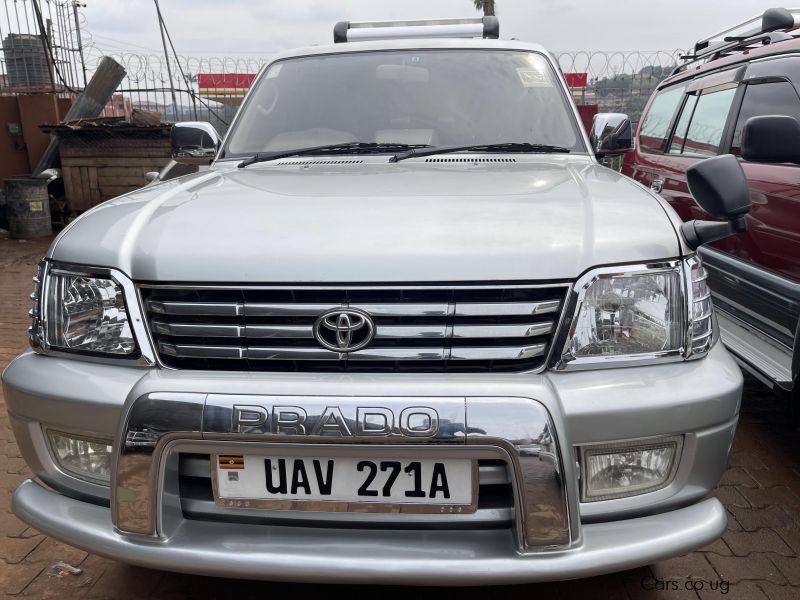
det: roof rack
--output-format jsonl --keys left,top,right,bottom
{"left": 674, "top": 7, "right": 800, "bottom": 74}
{"left": 333, "top": 17, "right": 500, "bottom": 44}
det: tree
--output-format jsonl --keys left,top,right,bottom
{"left": 473, "top": 0, "right": 496, "bottom": 16}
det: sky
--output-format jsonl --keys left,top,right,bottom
{"left": 79, "top": 0, "right": 779, "bottom": 59}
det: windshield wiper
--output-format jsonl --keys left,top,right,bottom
{"left": 390, "top": 142, "right": 571, "bottom": 162}
{"left": 238, "top": 142, "right": 432, "bottom": 168}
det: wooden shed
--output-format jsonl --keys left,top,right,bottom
{"left": 40, "top": 121, "right": 171, "bottom": 213}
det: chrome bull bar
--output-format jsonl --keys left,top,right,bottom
{"left": 112, "top": 394, "right": 573, "bottom": 551}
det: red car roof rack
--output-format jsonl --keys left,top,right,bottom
{"left": 673, "top": 7, "right": 800, "bottom": 75}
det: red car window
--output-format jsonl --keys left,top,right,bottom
{"left": 731, "top": 80, "right": 800, "bottom": 155}
{"left": 668, "top": 94, "right": 699, "bottom": 154}
{"left": 639, "top": 84, "right": 686, "bottom": 153}
{"left": 669, "top": 87, "right": 736, "bottom": 157}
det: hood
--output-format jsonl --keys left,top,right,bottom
{"left": 50, "top": 156, "right": 680, "bottom": 282}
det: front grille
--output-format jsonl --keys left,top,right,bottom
{"left": 178, "top": 453, "right": 514, "bottom": 529}
{"left": 141, "top": 284, "right": 568, "bottom": 372}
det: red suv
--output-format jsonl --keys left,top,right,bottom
{"left": 623, "top": 7, "right": 800, "bottom": 419}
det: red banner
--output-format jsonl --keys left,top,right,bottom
{"left": 197, "top": 73, "right": 256, "bottom": 89}
{"left": 564, "top": 72, "right": 588, "bottom": 88}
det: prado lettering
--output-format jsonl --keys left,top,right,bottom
{"left": 229, "top": 403, "right": 441, "bottom": 438}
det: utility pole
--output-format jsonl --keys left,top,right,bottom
{"left": 154, "top": 0, "right": 179, "bottom": 121}
{"left": 72, "top": 1, "right": 88, "bottom": 88}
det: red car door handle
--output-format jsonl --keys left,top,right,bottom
{"left": 651, "top": 179, "right": 664, "bottom": 193}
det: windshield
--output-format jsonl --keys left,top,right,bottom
{"left": 222, "top": 50, "right": 584, "bottom": 157}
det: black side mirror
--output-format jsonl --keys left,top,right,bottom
{"left": 589, "top": 113, "right": 633, "bottom": 157}
{"left": 681, "top": 154, "right": 752, "bottom": 250}
{"left": 741, "top": 115, "right": 800, "bottom": 164}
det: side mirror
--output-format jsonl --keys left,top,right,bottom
{"left": 144, "top": 171, "right": 159, "bottom": 183}
{"left": 589, "top": 113, "right": 633, "bottom": 157}
{"left": 171, "top": 121, "right": 221, "bottom": 165}
{"left": 681, "top": 154, "right": 752, "bottom": 250}
{"left": 741, "top": 115, "right": 800, "bottom": 164}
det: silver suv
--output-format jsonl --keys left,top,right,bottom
{"left": 4, "top": 18, "right": 747, "bottom": 584}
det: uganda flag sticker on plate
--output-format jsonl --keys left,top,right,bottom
{"left": 218, "top": 455, "right": 244, "bottom": 470}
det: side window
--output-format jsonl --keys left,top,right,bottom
{"left": 668, "top": 94, "right": 698, "bottom": 154}
{"left": 669, "top": 87, "right": 736, "bottom": 157}
{"left": 639, "top": 84, "right": 686, "bottom": 153}
{"left": 731, "top": 80, "right": 800, "bottom": 155}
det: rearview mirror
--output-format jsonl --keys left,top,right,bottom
{"left": 171, "top": 121, "right": 221, "bottom": 165}
{"left": 681, "top": 154, "right": 752, "bottom": 249}
{"left": 741, "top": 115, "right": 800, "bottom": 164}
{"left": 589, "top": 113, "right": 633, "bottom": 157}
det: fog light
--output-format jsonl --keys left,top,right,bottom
{"left": 48, "top": 430, "right": 113, "bottom": 485}
{"left": 580, "top": 436, "right": 682, "bottom": 501}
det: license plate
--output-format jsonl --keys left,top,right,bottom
{"left": 212, "top": 454, "right": 477, "bottom": 513}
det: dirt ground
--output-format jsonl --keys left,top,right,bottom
{"left": 2, "top": 235, "right": 800, "bottom": 599}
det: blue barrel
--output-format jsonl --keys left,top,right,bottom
{"left": 4, "top": 177, "right": 52, "bottom": 239}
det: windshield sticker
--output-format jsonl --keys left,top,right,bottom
{"left": 516, "top": 67, "right": 551, "bottom": 88}
{"left": 265, "top": 64, "right": 282, "bottom": 79}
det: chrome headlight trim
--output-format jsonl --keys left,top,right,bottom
{"left": 684, "top": 254, "right": 717, "bottom": 360}
{"left": 31, "top": 259, "right": 156, "bottom": 366}
{"left": 553, "top": 257, "right": 715, "bottom": 371}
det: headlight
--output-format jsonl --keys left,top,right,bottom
{"left": 39, "top": 263, "right": 136, "bottom": 355}
{"left": 556, "top": 258, "right": 714, "bottom": 369}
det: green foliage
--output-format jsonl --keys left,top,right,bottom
{"left": 589, "top": 64, "right": 674, "bottom": 123}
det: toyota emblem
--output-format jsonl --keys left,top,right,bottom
{"left": 313, "top": 308, "right": 375, "bottom": 353}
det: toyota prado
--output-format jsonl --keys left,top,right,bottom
{"left": 3, "top": 17, "right": 747, "bottom": 584}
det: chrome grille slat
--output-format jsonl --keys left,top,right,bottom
{"left": 452, "top": 322, "right": 553, "bottom": 338}
{"left": 450, "top": 344, "right": 546, "bottom": 361}
{"left": 159, "top": 343, "right": 549, "bottom": 362}
{"left": 356, "top": 303, "right": 450, "bottom": 317}
{"left": 143, "top": 284, "right": 568, "bottom": 372}
{"left": 154, "top": 321, "right": 448, "bottom": 340}
{"left": 454, "top": 300, "right": 561, "bottom": 316}
{"left": 153, "top": 321, "right": 243, "bottom": 338}
{"left": 246, "top": 303, "right": 341, "bottom": 317}
{"left": 375, "top": 324, "right": 446, "bottom": 339}
{"left": 148, "top": 301, "right": 242, "bottom": 316}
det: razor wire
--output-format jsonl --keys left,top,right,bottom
{"left": 2, "top": 33, "right": 687, "bottom": 135}
{"left": 96, "top": 49, "right": 685, "bottom": 133}
{"left": 555, "top": 49, "right": 685, "bottom": 122}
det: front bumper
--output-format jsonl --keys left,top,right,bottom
{"left": 14, "top": 479, "right": 726, "bottom": 585}
{"left": 3, "top": 343, "right": 743, "bottom": 583}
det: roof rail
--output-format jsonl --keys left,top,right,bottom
{"left": 674, "top": 7, "right": 800, "bottom": 73}
{"left": 333, "top": 17, "right": 500, "bottom": 44}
